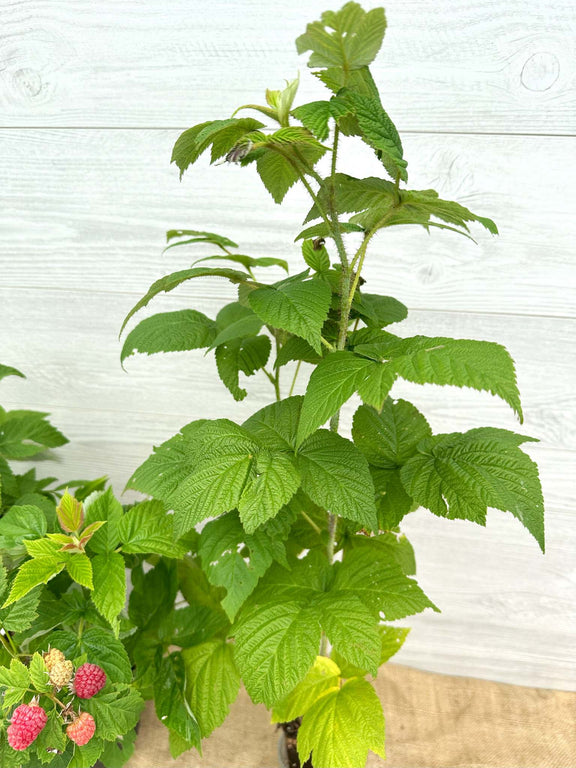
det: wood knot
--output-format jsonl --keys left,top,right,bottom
{"left": 12, "top": 67, "right": 43, "bottom": 98}
{"left": 520, "top": 52, "right": 560, "bottom": 92}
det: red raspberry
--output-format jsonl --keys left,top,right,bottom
{"left": 66, "top": 712, "right": 96, "bottom": 746}
{"left": 7, "top": 703, "right": 48, "bottom": 750}
{"left": 72, "top": 663, "right": 106, "bottom": 699}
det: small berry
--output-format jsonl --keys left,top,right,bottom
{"left": 73, "top": 663, "right": 106, "bottom": 699}
{"left": 43, "top": 648, "right": 65, "bottom": 672}
{"left": 66, "top": 712, "right": 95, "bottom": 746}
{"left": 49, "top": 660, "right": 74, "bottom": 688}
{"left": 7, "top": 704, "right": 48, "bottom": 751}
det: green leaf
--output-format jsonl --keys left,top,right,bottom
{"left": 169, "top": 420, "right": 259, "bottom": 536}
{"left": 120, "top": 310, "right": 217, "bottom": 364}
{"left": 295, "top": 220, "right": 364, "bottom": 242}
{"left": 275, "top": 336, "right": 322, "bottom": 368}
{"left": 297, "top": 352, "right": 374, "bottom": 445}
{"left": 56, "top": 491, "right": 84, "bottom": 533}
{"left": 296, "top": 3, "right": 387, "bottom": 71}
{"left": 198, "top": 511, "right": 278, "bottom": 620}
{"left": 301, "top": 239, "right": 330, "bottom": 273}
{"left": 171, "top": 118, "right": 264, "bottom": 176}
{"left": 297, "top": 430, "right": 377, "bottom": 530}
{"left": 0, "top": 410, "right": 68, "bottom": 460}
{"left": 83, "top": 686, "right": 145, "bottom": 740}
{"left": 332, "top": 625, "right": 410, "bottom": 678}
{"left": 120, "top": 267, "right": 252, "bottom": 335}
{"left": 69, "top": 738, "right": 104, "bottom": 768}
{"left": 249, "top": 277, "right": 331, "bottom": 354}
{"left": 243, "top": 396, "right": 303, "bottom": 452}
{"left": 182, "top": 641, "right": 240, "bottom": 738}
{"left": 29, "top": 653, "right": 51, "bottom": 693}
{"left": 35, "top": 710, "right": 66, "bottom": 762}
{"left": 117, "top": 499, "right": 185, "bottom": 557}
{"left": 0, "top": 570, "right": 40, "bottom": 632}
{"left": 304, "top": 174, "right": 395, "bottom": 224}
{"left": 316, "top": 592, "right": 381, "bottom": 676}
{"left": 192, "top": 253, "right": 289, "bottom": 274}
{"left": 298, "top": 677, "right": 385, "bottom": 767}
{"left": 292, "top": 99, "right": 351, "bottom": 142}
{"left": 238, "top": 450, "right": 300, "bottom": 533}
{"left": 53, "top": 628, "right": 133, "bottom": 683}
{"left": 352, "top": 292, "right": 408, "bottom": 328}
{"left": 354, "top": 335, "right": 523, "bottom": 421}
{"left": 97, "top": 729, "right": 137, "bottom": 768}
{"left": 154, "top": 655, "right": 201, "bottom": 747}
{"left": 0, "top": 658, "right": 30, "bottom": 710}
{"left": 165, "top": 228, "right": 239, "bottom": 250}
{"left": 215, "top": 334, "right": 271, "bottom": 401}
{"left": 352, "top": 400, "right": 432, "bottom": 468}
{"left": 66, "top": 554, "right": 93, "bottom": 589}
{"left": 234, "top": 600, "right": 321, "bottom": 706}
{"left": 0, "top": 504, "right": 47, "bottom": 550}
{"left": 333, "top": 546, "right": 438, "bottom": 620}
{"left": 83, "top": 488, "right": 123, "bottom": 553}
{"left": 92, "top": 552, "right": 126, "bottom": 632}
{"left": 271, "top": 656, "right": 341, "bottom": 723}
{"left": 339, "top": 89, "right": 407, "bottom": 182}
{"left": 0, "top": 364, "right": 25, "bottom": 382}
{"left": 370, "top": 466, "right": 415, "bottom": 529}
{"left": 3, "top": 558, "right": 65, "bottom": 607}
{"left": 209, "top": 309, "right": 263, "bottom": 349}
{"left": 400, "top": 428, "right": 545, "bottom": 551}
{"left": 0, "top": 729, "right": 29, "bottom": 767}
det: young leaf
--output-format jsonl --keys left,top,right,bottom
{"left": 171, "top": 117, "right": 264, "bottom": 177}
{"left": 301, "top": 238, "right": 330, "bottom": 273}
{"left": 248, "top": 277, "right": 331, "bottom": 354}
{"left": 292, "top": 99, "right": 351, "bottom": 142}
{"left": 297, "top": 430, "right": 377, "bottom": 530}
{"left": 296, "top": 352, "right": 374, "bottom": 445}
{"left": 0, "top": 504, "right": 47, "bottom": 550}
{"left": 271, "top": 656, "right": 341, "bottom": 723}
{"left": 295, "top": 220, "right": 364, "bottom": 242}
{"left": 165, "top": 229, "right": 239, "bottom": 251}
{"left": 66, "top": 554, "right": 93, "bottom": 589}
{"left": 56, "top": 491, "right": 84, "bottom": 533}
{"left": 400, "top": 428, "right": 545, "bottom": 551}
{"left": 296, "top": 3, "right": 387, "bottom": 71}
{"left": 83, "top": 487, "right": 123, "bottom": 553}
{"left": 0, "top": 658, "right": 31, "bottom": 710}
{"left": 192, "top": 253, "right": 289, "bottom": 273}
{"left": 332, "top": 546, "right": 439, "bottom": 620}
{"left": 3, "top": 557, "right": 66, "bottom": 606}
{"left": 182, "top": 641, "right": 240, "bottom": 738}
{"left": 297, "top": 677, "right": 385, "bottom": 768}
{"left": 233, "top": 601, "right": 322, "bottom": 706}
{"left": 120, "top": 310, "right": 217, "bottom": 364}
{"left": 92, "top": 552, "right": 126, "bottom": 631}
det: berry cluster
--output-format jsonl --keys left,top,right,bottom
{"left": 6, "top": 650, "right": 107, "bottom": 754}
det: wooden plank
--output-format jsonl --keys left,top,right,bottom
{"left": 0, "top": 129, "right": 574, "bottom": 318}
{"left": 1, "top": 1, "right": 574, "bottom": 133}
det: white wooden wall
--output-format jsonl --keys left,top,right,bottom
{"left": 1, "top": 1, "right": 575, "bottom": 691}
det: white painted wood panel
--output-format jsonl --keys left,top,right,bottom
{"left": 1, "top": 1, "right": 575, "bottom": 133}
{"left": 1, "top": 0, "right": 575, "bottom": 692}
{"left": 0, "top": 129, "right": 574, "bottom": 317}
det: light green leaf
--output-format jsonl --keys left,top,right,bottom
{"left": 66, "top": 554, "right": 93, "bottom": 589}
{"left": 0, "top": 571, "right": 40, "bottom": 632}
{"left": 315, "top": 592, "right": 381, "bottom": 676}
{"left": 352, "top": 400, "right": 432, "bottom": 468}
{"left": 3, "top": 557, "right": 65, "bottom": 606}
{"left": 332, "top": 626, "right": 411, "bottom": 678}
{"left": 56, "top": 490, "right": 84, "bottom": 533}
{"left": 83, "top": 487, "right": 123, "bottom": 553}
{"left": 0, "top": 364, "right": 25, "bottom": 381}
{"left": 0, "top": 658, "right": 30, "bottom": 710}
{"left": 117, "top": 499, "right": 185, "bottom": 557}
{"left": 298, "top": 677, "right": 385, "bottom": 768}
{"left": 121, "top": 267, "right": 252, "bottom": 335}
{"left": 249, "top": 278, "right": 331, "bottom": 354}
{"left": 29, "top": 653, "right": 51, "bottom": 693}
{"left": 297, "top": 352, "right": 374, "bottom": 445}
{"left": 292, "top": 99, "right": 351, "bottom": 142}
{"left": 243, "top": 396, "right": 303, "bottom": 451}
{"left": 370, "top": 466, "right": 415, "bottom": 529}
{"left": 92, "top": 552, "right": 126, "bottom": 632}
{"left": 0, "top": 504, "right": 47, "bottom": 550}
{"left": 271, "top": 656, "right": 341, "bottom": 723}
{"left": 234, "top": 601, "right": 321, "bottom": 706}
{"left": 301, "top": 239, "right": 330, "bottom": 272}
{"left": 400, "top": 428, "right": 545, "bottom": 551}
{"left": 297, "top": 430, "right": 377, "bottom": 530}
{"left": 171, "top": 118, "right": 264, "bottom": 176}
{"left": 333, "top": 546, "right": 439, "bottom": 620}
{"left": 183, "top": 641, "right": 240, "bottom": 738}
{"left": 121, "top": 310, "right": 217, "bottom": 364}
{"left": 165, "top": 228, "right": 239, "bottom": 250}
{"left": 35, "top": 710, "right": 66, "bottom": 762}
{"left": 296, "top": 3, "right": 387, "bottom": 70}
{"left": 215, "top": 334, "right": 271, "bottom": 401}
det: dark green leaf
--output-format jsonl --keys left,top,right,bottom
{"left": 120, "top": 310, "right": 217, "bottom": 364}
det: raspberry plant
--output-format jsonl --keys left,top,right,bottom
{"left": 118, "top": 3, "right": 546, "bottom": 766}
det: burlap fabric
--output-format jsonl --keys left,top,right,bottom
{"left": 126, "top": 663, "right": 576, "bottom": 768}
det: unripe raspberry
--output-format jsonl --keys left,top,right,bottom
{"left": 43, "top": 648, "right": 65, "bottom": 672}
{"left": 72, "top": 663, "right": 106, "bottom": 699}
{"left": 66, "top": 712, "right": 96, "bottom": 746}
{"left": 49, "top": 660, "right": 74, "bottom": 688}
{"left": 7, "top": 703, "right": 47, "bottom": 750}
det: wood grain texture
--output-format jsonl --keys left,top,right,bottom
{"left": 1, "top": 1, "right": 575, "bottom": 132}
{"left": 0, "top": 129, "right": 574, "bottom": 317}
